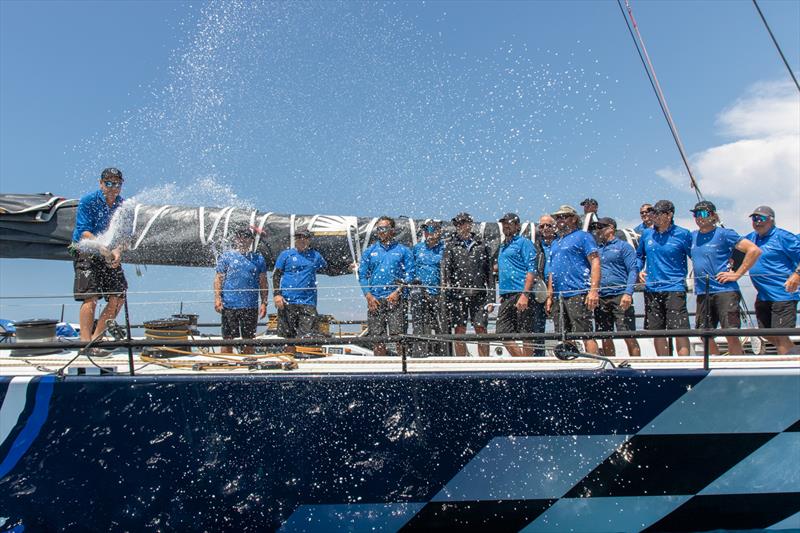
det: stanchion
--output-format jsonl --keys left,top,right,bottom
{"left": 123, "top": 294, "right": 135, "bottom": 376}
{"left": 702, "top": 274, "right": 712, "bottom": 369}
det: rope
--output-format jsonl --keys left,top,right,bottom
{"left": 616, "top": 0, "right": 704, "bottom": 201}
{"left": 752, "top": 0, "right": 800, "bottom": 93}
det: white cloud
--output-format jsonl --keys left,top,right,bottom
{"left": 657, "top": 81, "right": 800, "bottom": 234}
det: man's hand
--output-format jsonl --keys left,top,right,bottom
{"left": 638, "top": 271, "right": 647, "bottom": 284}
{"left": 387, "top": 290, "right": 401, "bottom": 306}
{"left": 109, "top": 248, "right": 122, "bottom": 269}
{"left": 485, "top": 303, "right": 494, "bottom": 314}
{"left": 259, "top": 302, "right": 267, "bottom": 319}
{"left": 620, "top": 293, "right": 633, "bottom": 310}
{"left": 716, "top": 271, "right": 741, "bottom": 284}
{"left": 366, "top": 293, "right": 379, "bottom": 312}
{"left": 214, "top": 297, "right": 223, "bottom": 313}
{"left": 515, "top": 293, "right": 529, "bottom": 312}
{"left": 545, "top": 296, "right": 553, "bottom": 314}
{"left": 585, "top": 289, "right": 599, "bottom": 310}
{"left": 785, "top": 272, "right": 800, "bottom": 293}
{"left": 274, "top": 295, "right": 286, "bottom": 310}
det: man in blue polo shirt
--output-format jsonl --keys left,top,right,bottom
{"left": 273, "top": 228, "right": 328, "bottom": 353}
{"left": 214, "top": 228, "right": 268, "bottom": 354}
{"left": 71, "top": 167, "right": 128, "bottom": 356}
{"left": 546, "top": 205, "right": 600, "bottom": 355}
{"left": 745, "top": 205, "right": 800, "bottom": 354}
{"left": 593, "top": 217, "right": 640, "bottom": 357}
{"left": 410, "top": 219, "right": 445, "bottom": 356}
{"left": 496, "top": 212, "right": 538, "bottom": 357}
{"left": 634, "top": 203, "right": 654, "bottom": 235}
{"left": 690, "top": 200, "right": 761, "bottom": 355}
{"left": 636, "top": 199, "right": 692, "bottom": 356}
{"left": 358, "top": 216, "right": 415, "bottom": 356}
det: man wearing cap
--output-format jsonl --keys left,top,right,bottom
{"left": 636, "top": 199, "right": 692, "bottom": 356}
{"left": 410, "top": 219, "right": 446, "bottom": 356}
{"left": 634, "top": 203, "right": 654, "bottom": 235}
{"left": 532, "top": 215, "right": 557, "bottom": 356}
{"left": 580, "top": 198, "right": 599, "bottom": 232}
{"left": 71, "top": 167, "right": 128, "bottom": 356}
{"left": 745, "top": 206, "right": 799, "bottom": 354}
{"left": 593, "top": 217, "right": 641, "bottom": 356}
{"left": 358, "top": 216, "right": 415, "bottom": 356}
{"left": 442, "top": 212, "right": 495, "bottom": 357}
{"left": 690, "top": 200, "right": 761, "bottom": 355}
{"left": 546, "top": 205, "right": 601, "bottom": 354}
{"left": 496, "top": 212, "right": 538, "bottom": 357}
{"left": 214, "top": 228, "right": 268, "bottom": 354}
{"left": 273, "top": 228, "right": 328, "bottom": 353}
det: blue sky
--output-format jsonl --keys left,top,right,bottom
{"left": 1, "top": 0, "right": 798, "bottom": 323}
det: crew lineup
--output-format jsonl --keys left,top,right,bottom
{"left": 72, "top": 168, "right": 800, "bottom": 357}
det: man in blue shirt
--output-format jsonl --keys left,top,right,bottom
{"left": 358, "top": 216, "right": 415, "bottom": 356}
{"left": 496, "top": 212, "right": 538, "bottom": 357}
{"left": 546, "top": 205, "right": 600, "bottom": 355}
{"left": 593, "top": 217, "right": 640, "bottom": 357}
{"left": 532, "top": 215, "right": 556, "bottom": 356}
{"left": 214, "top": 228, "right": 268, "bottom": 354}
{"left": 690, "top": 200, "right": 761, "bottom": 355}
{"left": 273, "top": 228, "right": 328, "bottom": 354}
{"left": 634, "top": 203, "right": 654, "bottom": 235}
{"left": 636, "top": 199, "right": 692, "bottom": 356}
{"left": 410, "top": 219, "right": 445, "bottom": 356}
{"left": 71, "top": 167, "right": 128, "bottom": 356}
{"left": 745, "top": 205, "right": 800, "bottom": 354}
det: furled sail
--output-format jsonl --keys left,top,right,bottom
{"left": 0, "top": 194, "right": 640, "bottom": 275}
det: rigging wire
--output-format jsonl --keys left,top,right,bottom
{"left": 616, "top": 0, "right": 704, "bottom": 201}
{"left": 752, "top": 0, "right": 800, "bottom": 93}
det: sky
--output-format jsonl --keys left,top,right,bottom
{"left": 1, "top": 0, "right": 798, "bottom": 324}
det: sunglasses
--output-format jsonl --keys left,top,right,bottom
{"left": 693, "top": 210, "right": 713, "bottom": 219}
{"left": 640, "top": 209, "right": 653, "bottom": 215}
{"left": 103, "top": 181, "right": 123, "bottom": 188}
{"left": 538, "top": 223, "right": 555, "bottom": 229}
{"left": 750, "top": 214, "right": 770, "bottom": 223}
{"left": 423, "top": 225, "right": 439, "bottom": 233}
{"left": 375, "top": 226, "right": 392, "bottom": 233}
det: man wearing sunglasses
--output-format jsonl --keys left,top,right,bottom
{"left": 636, "top": 199, "right": 692, "bottom": 356}
{"left": 690, "top": 200, "right": 761, "bottom": 355}
{"left": 273, "top": 228, "right": 328, "bottom": 354}
{"left": 546, "top": 205, "right": 601, "bottom": 355}
{"left": 358, "top": 216, "right": 415, "bottom": 356}
{"left": 532, "top": 215, "right": 557, "bottom": 356}
{"left": 441, "top": 212, "right": 495, "bottom": 357}
{"left": 745, "top": 206, "right": 800, "bottom": 354}
{"left": 70, "top": 167, "right": 128, "bottom": 357}
{"left": 410, "top": 219, "right": 446, "bottom": 356}
{"left": 634, "top": 203, "right": 654, "bottom": 235}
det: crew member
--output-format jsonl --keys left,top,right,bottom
{"left": 546, "top": 205, "right": 600, "bottom": 355}
{"left": 410, "top": 219, "right": 445, "bottom": 356}
{"left": 580, "top": 198, "right": 599, "bottom": 232}
{"left": 745, "top": 206, "right": 800, "bottom": 354}
{"left": 532, "top": 215, "right": 557, "bottom": 356}
{"left": 214, "top": 228, "right": 268, "bottom": 354}
{"left": 442, "top": 212, "right": 495, "bottom": 357}
{"left": 636, "top": 200, "right": 692, "bottom": 356}
{"left": 690, "top": 200, "right": 761, "bottom": 355}
{"left": 71, "top": 167, "right": 128, "bottom": 357}
{"left": 593, "top": 217, "right": 640, "bottom": 356}
{"left": 634, "top": 203, "right": 654, "bottom": 235}
{"left": 496, "top": 212, "right": 538, "bottom": 357}
{"left": 273, "top": 228, "right": 328, "bottom": 354}
{"left": 358, "top": 216, "right": 414, "bottom": 356}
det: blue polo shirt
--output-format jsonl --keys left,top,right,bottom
{"left": 216, "top": 251, "right": 267, "bottom": 309}
{"left": 274, "top": 248, "right": 328, "bottom": 306}
{"left": 690, "top": 227, "right": 743, "bottom": 295}
{"left": 636, "top": 224, "right": 692, "bottom": 293}
{"left": 746, "top": 227, "right": 800, "bottom": 302}
{"left": 599, "top": 238, "right": 638, "bottom": 297}
{"left": 550, "top": 229, "right": 599, "bottom": 297}
{"left": 541, "top": 240, "right": 553, "bottom": 278}
{"left": 634, "top": 222, "right": 652, "bottom": 235}
{"left": 72, "top": 190, "right": 124, "bottom": 243}
{"left": 498, "top": 234, "right": 537, "bottom": 295}
{"left": 413, "top": 240, "right": 444, "bottom": 295}
{"left": 358, "top": 241, "right": 415, "bottom": 299}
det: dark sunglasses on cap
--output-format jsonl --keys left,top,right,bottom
{"left": 103, "top": 181, "right": 123, "bottom": 188}
{"left": 750, "top": 214, "right": 770, "bottom": 223}
{"left": 423, "top": 225, "right": 439, "bottom": 233}
{"left": 693, "top": 210, "right": 713, "bottom": 219}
